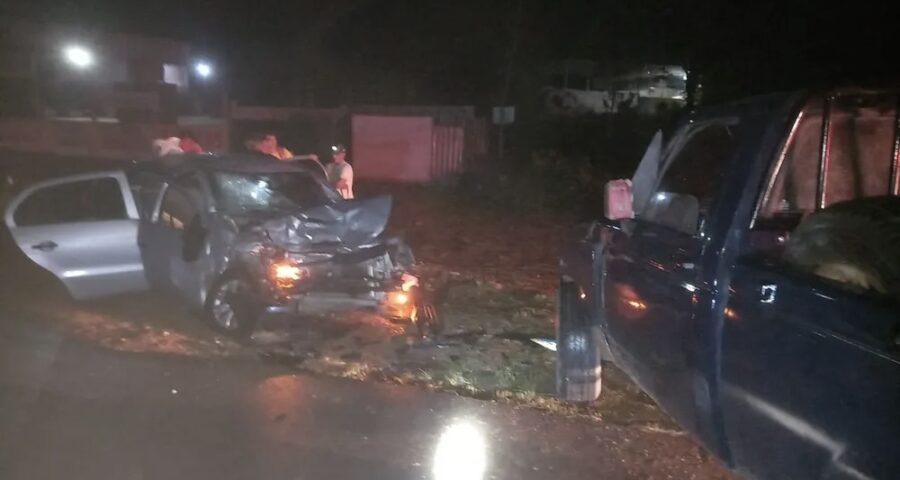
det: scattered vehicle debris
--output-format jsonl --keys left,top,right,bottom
{"left": 530, "top": 337, "right": 557, "bottom": 351}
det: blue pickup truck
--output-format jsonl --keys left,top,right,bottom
{"left": 558, "top": 88, "right": 900, "bottom": 479}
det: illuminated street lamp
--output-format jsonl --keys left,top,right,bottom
{"left": 63, "top": 45, "right": 94, "bottom": 69}
{"left": 194, "top": 61, "right": 213, "bottom": 79}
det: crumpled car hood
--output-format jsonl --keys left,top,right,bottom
{"left": 253, "top": 195, "right": 393, "bottom": 251}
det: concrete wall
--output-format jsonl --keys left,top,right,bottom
{"left": 0, "top": 118, "right": 228, "bottom": 160}
{"left": 351, "top": 115, "right": 433, "bottom": 182}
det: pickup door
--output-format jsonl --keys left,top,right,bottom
{"left": 604, "top": 119, "right": 743, "bottom": 438}
{"left": 3, "top": 171, "right": 148, "bottom": 299}
{"left": 723, "top": 259, "right": 900, "bottom": 479}
{"left": 720, "top": 92, "right": 900, "bottom": 479}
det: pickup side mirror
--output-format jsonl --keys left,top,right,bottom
{"left": 604, "top": 179, "right": 635, "bottom": 220}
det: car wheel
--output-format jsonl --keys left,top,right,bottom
{"left": 557, "top": 279, "right": 603, "bottom": 402}
{"left": 204, "top": 270, "right": 260, "bottom": 340}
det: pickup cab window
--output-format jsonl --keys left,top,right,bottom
{"left": 643, "top": 122, "right": 740, "bottom": 235}
{"left": 753, "top": 93, "right": 900, "bottom": 296}
{"left": 759, "top": 94, "right": 898, "bottom": 221}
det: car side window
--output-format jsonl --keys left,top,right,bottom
{"left": 759, "top": 94, "right": 897, "bottom": 221}
{"left": 14, "top": 177, "right": 126, "bottom": 227}
{"left": 642, "top": 122, "right": 740, "bottom": 234}
{"left": 128, "top": 172, "right": 165, "bottom": 220}
{"left": 824, "top": 94, "right": 896, "bottom": 204}
{"left": 758, "top": 99, "right": 823, "bottom": 220}
{"left": 158, "top": 187, "right": 199, "bottom": 231}
{"left": 753, "top": 94, "right": 900, "bottom": 298}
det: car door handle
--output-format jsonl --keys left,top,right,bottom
{"left": 31, "top": 241, "right": 58, "bottom": 251}
{"left": 674, "top": 261, "right": 695, "bottom": 271}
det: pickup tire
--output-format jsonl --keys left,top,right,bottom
{"left": 203, "top": 270, "right": 261, "bottom": 340}
{"left": 556, "top": 279, "right": 603, "bottom": 402}
{"left": 785, "top": 196, "right": 900, "bottom": 296}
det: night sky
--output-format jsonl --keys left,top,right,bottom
{"left": 3, "top": 0, "right": 898, "bottom": 107}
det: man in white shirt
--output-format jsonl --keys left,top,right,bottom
{"left": 326, "top": 144, "right": 354, "bottom": 199}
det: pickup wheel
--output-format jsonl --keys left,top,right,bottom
{"left": 556, "top": 279, "right": 603, "bottom": 402}
{"left": 785, "top": 196, "right": 900, "bottom": 296}
{"left": 203, "top": 270, "right": 261, "bottom": 340}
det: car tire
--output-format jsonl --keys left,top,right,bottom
{"left": 785, "top": 196, "right": 900, "bottom": 296}
{"left": 556, "top": 279, "right": 603, "bottom": 402}
{"left": 203, "top": 270, "right": 260, "bottom": 340}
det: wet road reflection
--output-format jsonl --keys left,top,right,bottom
{"left": 0, "top": 309, "right": 731, "bottom": 479}
{"left": 433, "top": 419, "right": 488, "bottom": 480}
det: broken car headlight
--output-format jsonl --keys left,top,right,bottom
{"left": 387, "top": 291, "right": 410, "bottom": 306}
{"left": 268, "top": 259, "right": 309, "bottom": 289}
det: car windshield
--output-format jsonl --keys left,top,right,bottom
{"left": 212, "top": 170, "right": 337, "bottom": 213}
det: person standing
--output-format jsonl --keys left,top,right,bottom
{"left": 153, "top": 137, "right": 183, "bottom": 157}
{"left": 326, "top": 144, "right": 354, "bottom": 199}
{"left": 266, "top": 133, "right": 294, "bottom": 160}
{"left": 246, "top": 132, "right": 319, "bottom": 162}
{"left": 179, "top": 130, "right": 204, "bottom": 154}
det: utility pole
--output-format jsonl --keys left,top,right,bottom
{"left": 497, "top": 0, "right": 525, "bottom": 165}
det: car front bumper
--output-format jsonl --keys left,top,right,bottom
{"left": 252, "top": 239, "right": 418, "bottom": 319}
{"left": 259, "top": 275, "right": 418, "bottom": 320}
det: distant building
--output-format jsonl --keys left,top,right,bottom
{"left": 542, "top": 60, "right": 687, "bottom": 116}
{"left": 0, "top": 18, "right": 200, "bottom": 121}
{"left": 0, "top": 19, "right": 227, "bottom": 158}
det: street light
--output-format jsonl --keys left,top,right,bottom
{"left": 194, "top": 61, "right": 213, "bottom": 79}
{"left": 63, "top": 45, "right": 94, "bottom": 69}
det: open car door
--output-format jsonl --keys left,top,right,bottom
{"left": 3, "top": 170, "right": 148, "bottom": 299}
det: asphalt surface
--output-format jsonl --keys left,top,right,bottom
{"left": 0, "top": 301, "right": 735, "bottom": 480}
{"left": 0, "top": 271, "right": 729, "bottom": 480}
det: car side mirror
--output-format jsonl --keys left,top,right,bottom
{"left": 182, "top": 215, "right": 207, "bottom": 262}
{"left": 604, "top": 179, "right": 635, "bottom": 220}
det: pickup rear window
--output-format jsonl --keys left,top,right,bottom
{"left": 759, "top": 94, "right": 899, "bottom": 220}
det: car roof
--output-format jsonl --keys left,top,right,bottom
{"left": 689, "top": 86, "right": 900, "bottom": 122}
{"left": 131, "top": 153, "right": 323, "bottom": 177}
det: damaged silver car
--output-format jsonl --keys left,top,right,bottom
{"left": 3, "top": 154, "right": 430, "bottom": 338}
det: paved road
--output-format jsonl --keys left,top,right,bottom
{"left": 0, "top": 302, "right": 731, "bottom": 480}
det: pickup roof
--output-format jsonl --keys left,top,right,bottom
{"left": 558, "top": 89, "right": 900, "bottom": 479}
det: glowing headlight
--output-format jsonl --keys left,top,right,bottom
{"left": 388, "top": 291, "right": 409, "bottom": 306}
{"left": 274, "top": 263, "right": 303, "bottom": 280}
{"left": 268, "top": 260, "right": 308, "bottom": 289}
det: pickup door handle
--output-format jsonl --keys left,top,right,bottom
{"left": 760, "top": 283, "right": 778, "bottom": 303}
{"left": 31, "top": 240, "right": 58, "bottom": 252}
